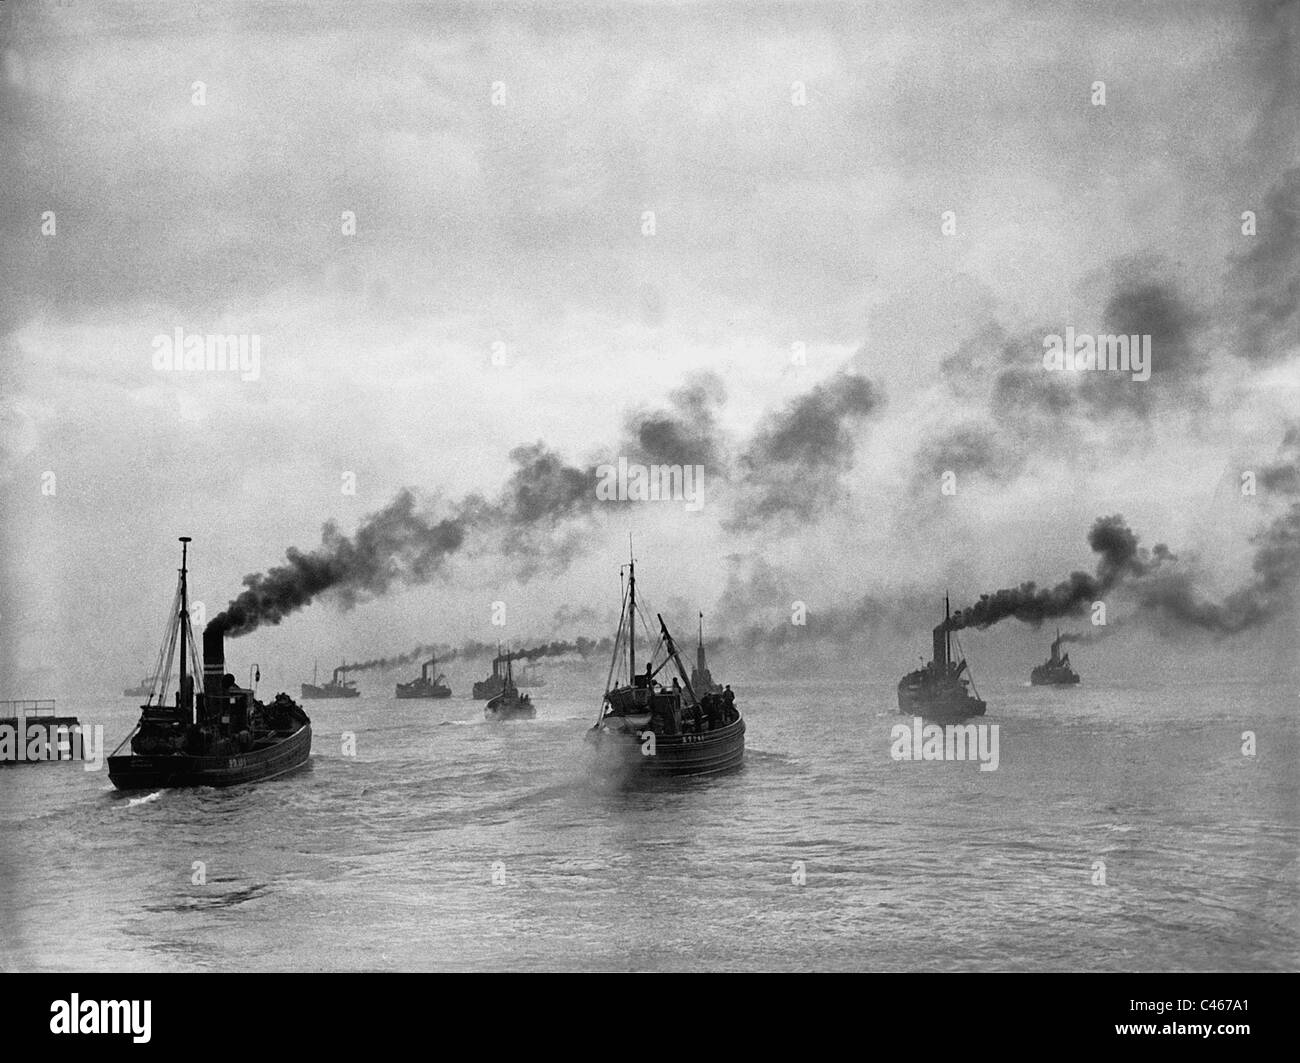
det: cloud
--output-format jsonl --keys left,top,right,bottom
{"left": 620, "top": 370, "right": 727, "bottom": 467}
{"left": 729, "top": 371, "right": 882, "bottom": 528}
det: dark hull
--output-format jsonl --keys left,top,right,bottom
{"left": 395, "top": 685, "right": 451, "bottom": 699}
{"left": 472, "top": 680, "right": 504, "bottom": 699}
{"left": 107, "top": 724, "right": 312, "bottom": 791}
{"left": 300, "top": 684, "right": 358, "bottom": 699}
{"left": 897, "top": 685, "right": 986, "bottom": 723}
{"left": 484, "top": 698, "right": 535, "bottom": 721}
{"left": 588, "top": 716, "right": 745, "bottom": 777}
{"left": 1030, "top": 668, "right": 1081, "bottom": 686}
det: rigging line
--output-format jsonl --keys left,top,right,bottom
{"left": 152, "top": 580, "right": 184, "bottom": 705}
{"left": 157, "top": 613, "right": 180, "bottom": 707}
{"left": 630, "top": 585, "right": 663, "bottom": 663}
{"left": 184, "top": 608, "right": 202, "bottom": 692}
{"left": 953, "top": 628, "right": 981, "bottom": 700}
{"left": 145, "top": 580, "right": 181, "bottom": 705}
{"left": 602, "top": 578, "right": 630, "bottom": 704}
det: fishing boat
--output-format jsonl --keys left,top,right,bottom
{"left": 395, "top": 654, "right": 452, "bottom": 699}
{"left": 1030, "top": 629, "right": 1081, "bottom": 686}
{"left": 514, "top": 661, "right": 546, "bottom": 688}
{"left": 897, "top": 596, "right": 987, "bottom": 722}
{"left": 690, "top": 612, "right": 722, "bottom": 696}
{"left": 471, "top": 649, "right": 507, "bottom": 699}
{"left": 122, "top": 677, "right": 153, "bottom": 698}
{"left": 107, "top": 538, "right": 312, "bottom": 791}
{"left": 483, "top": 656, "right": 535, "bottom": 721}
{"left": 301, "top": 662, "right": 360, "bottom": 699}
{"left": 586, "top": 557, "right": 744, "bottom": 777}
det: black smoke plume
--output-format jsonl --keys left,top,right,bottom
{"left": 949, "top": 428, "right": 1300, "bottom": 638}
{"left": 948, "top": 515, "right": 1173, "bottom": 631}
{"left": 338, "top": 644, "right": 440, "bottom": 674}
{"left": 1126, "top": 430, "right": 1300, "bottom": 635}
{"left": 205, "top": 368, "right": 886, "bottom": 638}
{"left": 1132, "top": 505, "right": 1300, "bottom": 635}
{"left": 502, "top": 638, "right": 613, "bottom": 661}
{"left": 207, "top": 490, "right": 468, "bottom": 638}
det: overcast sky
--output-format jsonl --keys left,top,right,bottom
{"left": 2, "top": 0, "right": 1297, "bottom": 695}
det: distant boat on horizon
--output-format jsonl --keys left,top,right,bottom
{"left": 897, "top": 596, "right": 987, "bottom": 722}
{"left": 301, "top": 661, "right": 360, "bottom": 699}
{"left": 472, "top": 648, "right": 507, "bottom": 700}
{"left": 395, "top": 653, "right": 452, "bottom": 699}
{"left": 1030, "top": 629, "right": 1082, "bottom": 686}
{"left": 514, "top": 661, "right": 546, "bottom": 688}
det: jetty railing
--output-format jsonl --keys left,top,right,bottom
{"left": 0, "top": 699, "right": 58, "bottom": 717}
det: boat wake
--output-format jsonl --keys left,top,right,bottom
{"left": 126, "top": 791, "right": 163, "bottom": 807}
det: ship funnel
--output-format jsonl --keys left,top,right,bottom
{"left": 932, "top": 623, "right": 948, "bottom": 671}
{"left": 202, "top": 626, "right": 225, "bottom": 699}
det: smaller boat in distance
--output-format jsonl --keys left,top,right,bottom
{"left": 395, "top": 653, "right": 452, "bottom": 699}
{"left": 108, "top": 537, "right": 312, "bottom": 791}
{"left": 301, "top": 662, "right": 360, "bottom": 700}
{"left": 897, "top": 596, "right": 987, "bottom": 722}
{"left": 1030, "top": 629, "right": 1081, "bottom": 686}
{"left": 514, "top": 661, "right": 546, "bottom": 688}
{"left": 122, "top": 677, "right": 153, "bottom": 698}
{"left": 587, "top": 557, "right": 744, "bottom": 778}
{"left": 472, "top": 649, "right": 507, "bottom": 699}
{"left": 483, "top": 656, "right": 535, "bottom": 721}
{"left": 690, "top": 612, "right": 722, "bottom": 696}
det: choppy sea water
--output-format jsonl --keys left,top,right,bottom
{"left": 2, "top": 676, "right": 1297, "bottom": 971}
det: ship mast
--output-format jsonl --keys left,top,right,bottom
{"left": 178, "top": 537, "right": 190, "bottom": 695}
{"left": 628, "top": 556, "right": 636, "bottom": 687}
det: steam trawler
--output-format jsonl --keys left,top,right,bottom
{"left": 301, "top": 663, "right": 360, "bottom": 699}
{"left": 122, "top": 677, "right": 153, "bottom": 698}
{"left": 1030, "top": 630, "right": 1081, "bottom": 686}
{"left": 483, "top": 656, "right": 535, "bottom": 720}
{"left": 587, "top": 558, "right": 744, "bottom": 777}
{"left": 514, "top": 662, "right": 545, "bottom": 688}
{"left": 395, "top": 654, "right": 452, "bottom": 699}
{"left": 472, "top": 650, "right": 507, "bottom": 699}
{"left": 897, "top": 596, "right": 987, "bottom": 722}
{"left": 108, "top": 538, "right": 312, "bottom": 791}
